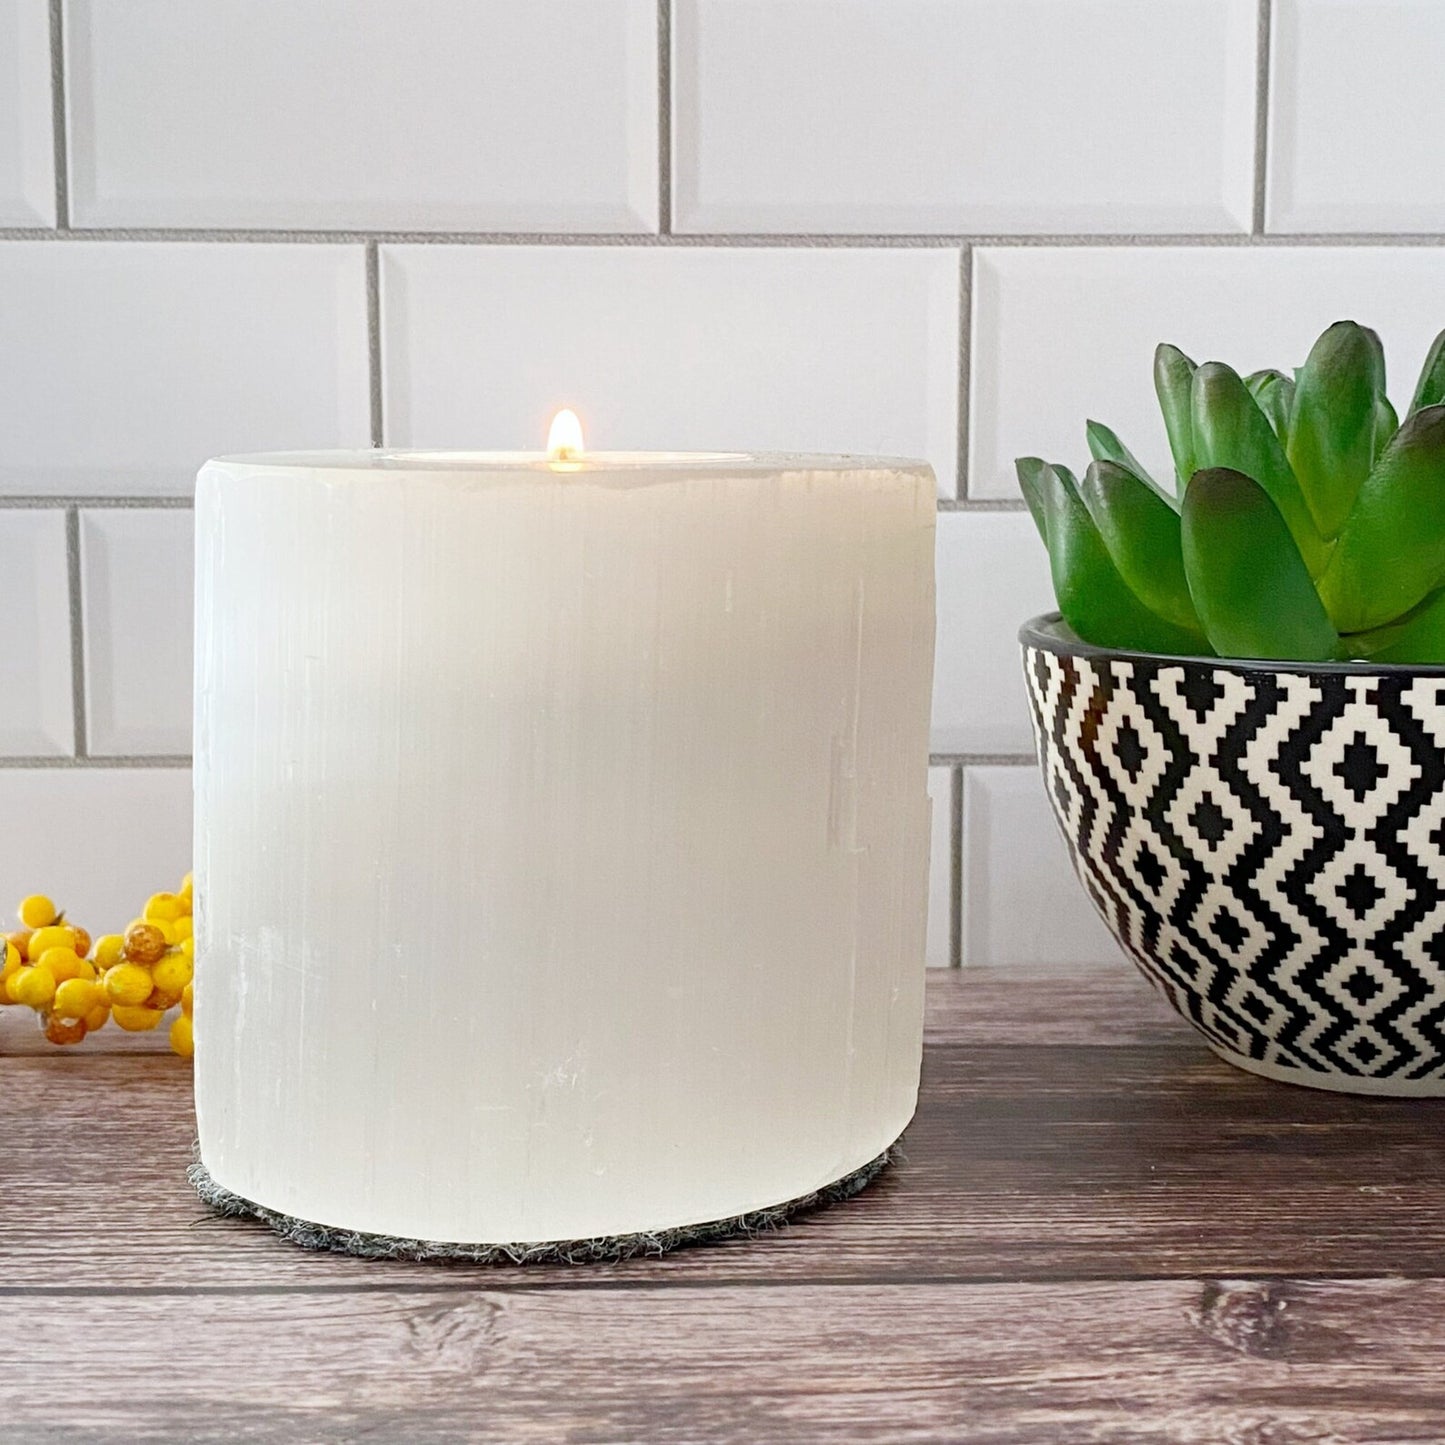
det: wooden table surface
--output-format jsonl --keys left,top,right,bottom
{"left": 5, "top": 966, "right": 1445, "bottom": 1444}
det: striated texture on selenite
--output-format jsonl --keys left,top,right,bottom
{"left": 193, "top": 452, "right": 936, "bottom": 1245}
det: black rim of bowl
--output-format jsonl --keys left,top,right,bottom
{"left": 1019, "top": 612, "right": 1445, "bottom": 680}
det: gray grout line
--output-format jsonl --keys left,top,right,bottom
{"left": 0, "top": 495, "right": 192, "bottom": 509}
{"left": 46, "top": 0, "right": 68, "bottom": 229}
{"left": 365, "top": 241, "right": 383, "bottom": 447}
{"left": 936, "top": 497, "right": 1026, "bottom": 513}
{"left": 5, "top": 227, "right": 1445, "bottom": 248}
{"left": 657, "top": 0, "right": 672, "bottom": 235}
{"left": 64, "top": 508, "right": 87, "bottom": 758}
{"left": 0, "top": 754, "right": 191, "bottom": 769}
{"left": 949, "top": 763, "right": 963, "bottom": 970}
{"left": 955, "top": 246, "right": 971, "bottom": 499}
{"left": 1252, "top": 0, "right": 1273, "bottom": 236}
{"left": 931, "top": 752, "right": 1035, "bottom": 767}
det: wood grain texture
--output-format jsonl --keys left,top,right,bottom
{"left": 5, "top": 978, "right": 1445, "bottom": 1288}
{"left": 6, "top": 968, "right": 1445, "bottom": 1442}
{"left": 3, "top": 1280, "right": 1445, "bottom": 1443}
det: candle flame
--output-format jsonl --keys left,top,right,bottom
{"left": 546, "top": 408, "right": 584, "bottom": 462}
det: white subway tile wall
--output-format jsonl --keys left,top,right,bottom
{"left": 960, "top": 768, "right": 1121, "bottom": 968}
{"left": 673, "top": 0, "right": 1257, "bottom": 236}
{"left": 1268, "top": 0, "right": 1445, "bottom": 234}
{"left": 0, "top": 0, "right": 53, "bottom": 226}
{"left": 0, "top": 511, "right": 73, "bottom": 756}
{"left": 79, "top": 509, "right": 193, "bottom": 756}
{"left": 0, "top": 0, "right": 1437, "bottom": 963}
{"left": 0, "top": 242, "right": 370, "bottom": 494}
{"left": 380, "top": 245, "right": 958, "bottom": 484}
{"left": 64, "top": 0, "right": 659, "bottom": 232}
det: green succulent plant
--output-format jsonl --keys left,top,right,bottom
{"left": 1017, "top": 320, "right": 1445, "bottom": 664}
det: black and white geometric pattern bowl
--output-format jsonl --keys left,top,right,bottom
{"left": 1021, "top": 612, "right": 1445, "bottom": 1096}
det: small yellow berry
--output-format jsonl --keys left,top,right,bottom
{"left": 169, "top": 1013, "right": 193, "bottom": 1058}
{"left": 144, "top": 892, "right": 184, "bottom": 924}
{"left": 43, "top": 1013, "right": 87, "bottom": 1046}
{"left": 111, "top": 1004, "right": 163, "bottom": 1032}
{"left": 122, "top": 923, "right": 167, "bottom": 966}
{"left": 6, "top": 929, "right": 32, "bottom": 961}
{"left": 10, "top": 965, "right": 56, "bottom": 1010}
{"left": 84, "top": 1002, "right": 110, "bottom": 1032}
{"left": 2, "top": 941, "right": 20, "bottom": 978}
{"left": 180, "top": 872, "right": 194, "bottom": 902}
{"left": 172, "top": 915, "right": 193, "bottom": 943}
{"left": 155, "top": 919, "right": 179, "bottom": 945}
{"left": 103, "top": 963, "right": 155, "bottom": 1007}
{"left": 37, "top": 946, "right": 84, "bottom": 982}
{"left": 18, "top": 895, "right": 57, "bottom": 929}
{"left": 181, "top": 982, "right": 194, "bottom": 1018}
{"left": 28, "top": 925, "right": 75, "bottom": 958}
{"left": 181, "top": 935, "right": 195, "bottom": 961}
{"left": 69, "top": 925, "right": 92, "bottom": 959}
{"left": 93, "top": 934, "right": 125, "bottom": 970}
{"left": 53, "top": 977, "right": 103, "bottom": 1019}
{"left": 151, "top": 953, "right": 193, "bottom": 996}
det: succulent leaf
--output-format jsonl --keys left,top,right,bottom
{"left": 1015, "top": 456, "right": 1051, "bottom": 544}
{"left": 1286, "top": 321, "right": 1387, "bottom": 540}
{"left": 1245, "top": 369, "right": 1295, "bottom": 448}
{"left": 1347, "top": 588, "right": 1445, "bottom": 664}
{"left": 1318, "top": 404, "right": 1445, "bottom": 632}
{"left": 1154, "top": 343, "right": 1197, "bottom": 497}
{"left": 1180, "top": 468, "right": 1339, "bottom": 662}
{"left": 1374, "top": 392, "right": 1399, "bottom": 460}
{"left": 1189, "top": 361, "right": 1326, "bottom": 576}
{"left": 1084, "top": 420, "right": 1167, "bottom": 499}
{"left": 1029, "top": 459, "right": 1209, "bottom": 655}
{"left": 1410, "top": 328, "right": 1445, "bottom": 414}
{"left": 1079, "top": 460, "right": 1202, "bottom": 634}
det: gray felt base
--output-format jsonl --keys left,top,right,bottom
{"left": 188, "top": 1142, "right": 900, "bottom": 1265}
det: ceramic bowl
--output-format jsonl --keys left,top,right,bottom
{"left": 1021, "top": 612, "right": 1445, "bottom": 1096}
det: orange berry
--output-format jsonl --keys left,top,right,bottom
{"left": 69, "top": 925, "right": 92, "bottom": 959}
{"left": 18, "top": 895, "right": 57, "bottom": 929}
{"left": 111, "top": 1004, "right": 163, "bottom": 1033}
{"left": 43, "top": 1013, "right": 87, "bottom": 1046}
{"left": 102, "top": 963, "right": 154, "bottom": 1007}
{"left": 147, "top": 987, "right": 181, "bottom": 1011}
{"left": 53, "top": 977, "right": 103, "bottom": 1019}
{"left": 169, "top": 1013, "right": 193, "bottom": 1058}
{"left": 6, "top": 929, "right": 32, "bottom": 962}
{"left": 122, "top": 923, "right": 167, "bottom": 966}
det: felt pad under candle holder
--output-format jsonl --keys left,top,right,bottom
{"left": 191, "top": 449, "right": 936, "bottom": 1252}
{"left": 189, "top": 1144, "right": 898, "bottom": 1265}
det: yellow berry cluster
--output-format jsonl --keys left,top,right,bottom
{"left": 1, "top": 881, "right": 195, "bottom": 1057}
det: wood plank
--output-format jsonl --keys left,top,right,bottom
{"left": 3, "top": 1279, "right": 1445, "bottom": 1442}
{"left": 6, "top": 1034, "right": 1445, "bottom": 1289}
{"left": 925, "top": 965, "right": 1192, "bottom": 1047}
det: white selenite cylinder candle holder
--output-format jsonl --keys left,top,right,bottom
{"left": 192, "top": 448, "right": 937, "bottom": 1255}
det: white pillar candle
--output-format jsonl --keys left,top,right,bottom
{"left": 193, "top": 440, "right": 936, "bottom": 1247}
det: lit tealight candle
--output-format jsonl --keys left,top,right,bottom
{"left": 192, "top": 419, "right": 937, "bottom": 1250}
